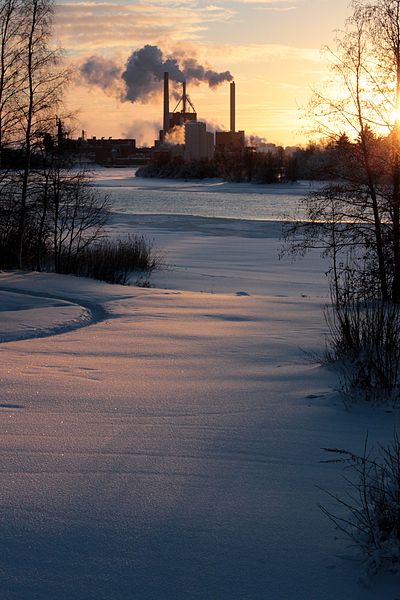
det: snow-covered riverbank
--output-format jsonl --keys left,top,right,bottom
{"left": 0, "top": 210, "right": 399, "bottom": 599}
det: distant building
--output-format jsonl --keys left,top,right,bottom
{"left": 64, "top": 133, "right": 140, "bottom": 165}
{"left": 159, "top": 75, "right": 198, "bottom": 143}
{"left": 169, "top": 111, "right": 197, "bottom": 131}
{"left": 214, "top": 82, "right": 246, "bottom": 155}
{"left": 206, "top": 132, "right": 214, "bottom": 159}
{"left": 255, "top": 143, "right": 279, "bottom": 154}
{"left": 215, "top": 130, "right": 245, "bottom": 153}
{"left": 83, "top": 137, "right": 136, "bottom": 165}
{"left": 184, "top": 122, "right": 214, "bottom": 161}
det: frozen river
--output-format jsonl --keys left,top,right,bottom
{"left": 91, "top": 167, "right": 316, "bottom": 221}
{"left": 2, "top": 168, "right": 399, "bottom": 600}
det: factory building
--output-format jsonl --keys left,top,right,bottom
{"left": 184, "top": 122, "right": 214, "bottom": 161}
{"left": 158, "top": 73, "right": 197, "bottom": 143}
{"left": 157, "top": 71, "right": 243, "bottom": 160}
{"left": 53, "top": 127, "right": 139, "bottom": 165}
{"left": 215, "top": 130, "right": 245, "bottom": 152}
{"left": 82, "top": 136, "right": 136, "bottom": 165}
{"left": 215, "top": 81, "right": 245, "bottom": 153}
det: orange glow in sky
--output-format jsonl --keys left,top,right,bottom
{"left": 55, "top": 0, "right": 352, "bottom": 146}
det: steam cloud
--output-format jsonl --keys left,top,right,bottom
{"left": 164, "top": 125, "right": 185, "bottom": 145}
{"left": 79, "top": 45, "right": 233, "bottom": 103}
{"left": 248, "top": 135, "right": 268, "bottom": 147}
{"left": 80, "top": 56, "right": 122, "bottom": 93}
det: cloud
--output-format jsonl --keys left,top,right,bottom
{"left": 218, "top": 0, "right": 297, "bottom": 6}
{"left": 205, "top": 42, "right": 323, "bottom": 65}
{"left": 214, "top": 0, "right": 299, "bottom": 12}
{"left": 253, "top": 5, "right": 297, "bottom": 11}
{"left": 54, "top": 2, "right": 236, "bottom": 53}
{"left": 235, "top": 0, "right": 295, "bottom": 3}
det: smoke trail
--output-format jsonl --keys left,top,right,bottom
{"left": 79, "top": 55, "right": 122, "bottom": 93}
{"left": 79, "top": 45, "right": 233, "bottom": 102}
{"left": 248, "top": 134, "right": 268, "bottom": 147}
{"left": 123, "top": 120, "right": 161, "bottom": 147}
{"left": 164, "top": 125, "right": 185, "bottom": 145}
{"left": 121, "top": 45, "right": 182, "bottom": 102}
{"left": 181, "top": 58, "right": 233, "bottom": 88}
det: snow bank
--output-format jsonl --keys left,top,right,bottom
{"left": 0, "top": 288, "right": 92, "bottom": 342}
{"left": 0, "top": 215, "right": 399, "bottom": 599}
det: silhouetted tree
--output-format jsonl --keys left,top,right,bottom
{"left": 288, "top": 0, "right": 400, "bottom": 303}
{"left": 15, "top": 0, "right": 68, "bottom": 268}
{"left": 0, "top": 0, "right": 21, "bottom": 171}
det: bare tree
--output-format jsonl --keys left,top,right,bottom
{"left": 0, "top": 1, "right": 116, "bottom": 280}
{"left": 291, "top": 0, "right": 400, "bottom": 303}
{"left": 0, "top": 0, "right": 22, "bottom": 170}
{"left": 51, "top": 169, "right": 110, "bottom": 273}
{"left": 15, "top": 0, "right": 68, "bottom": 268}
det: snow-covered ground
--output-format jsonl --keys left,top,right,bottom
{"left": 1, "top": 203, "right": 399, "bottom": 597}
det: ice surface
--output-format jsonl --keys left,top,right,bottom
{"left": 90, "top": 167, "right": 324, "bottom": 221}
{"left": 0, "top": 190, "right": 399, "bottom": 598}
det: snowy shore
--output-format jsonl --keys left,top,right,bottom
{"left": 0, "top": 211, "right": 399, "bottom": 599}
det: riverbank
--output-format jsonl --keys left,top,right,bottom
{"left": 0, "top": 213, "right": 399, "bottom": 599}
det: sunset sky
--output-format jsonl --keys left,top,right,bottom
{"left": 54, "top": 0, "right": 352, "bottom": 146}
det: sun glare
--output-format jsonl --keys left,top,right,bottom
{"left": 390, "top": 106, "right": 400, "bottom": 128}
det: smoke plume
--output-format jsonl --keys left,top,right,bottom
{"left": 79, "top": 56, "right": 122, "bottom": 94}
{"left": 79, "top": 45, "right": 233, "bottom": 103}
{"left": 164, "top": 125, "right": 185, "bottom": 145}
{"left": 203, "top": 119, "right": 225, "bottom": 133}
{"left": 248, "top": 134, "right": 269, "bottom": 147}
{"left": 123, "top": 121, "right": 161, "bottom": 147}
{"left": 180, "top": 57, "right": 233, "bottom": 88}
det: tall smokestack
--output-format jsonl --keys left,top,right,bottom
{"left": 230, "top": 81, "right": 235, "bottom": 132}
{"left": 182, "top": 81, "right": 187, "bottom": 113}
{"left": 163, "top": 71, "right": 169, "bottom": 132}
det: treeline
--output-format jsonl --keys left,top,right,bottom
{"left": 136, "top": 138, "right": 353, "bottom": 183}
{"left": 0, "top": 0, "right": 68, "bottom": 269}
{"left": 0, "top": 0, "right": 158, "bottom": 283}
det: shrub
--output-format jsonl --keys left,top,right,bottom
{"left": 325, "top": 298, "right": 400, "bottom": 404}
{"left": 320, "top": 432, "right": 400, "bottom": 578}
{"left": 56, "top": 234, "right": 162, "bottom": 285}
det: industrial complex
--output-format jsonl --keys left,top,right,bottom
{"left": 155, "top": 72, "right": 245, "bottom": 162}
{"left": 64, "top": 74, "right": 246, "bottom": 166}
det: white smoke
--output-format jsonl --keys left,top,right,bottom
{"left": 248, "top": 134, "right": 268, "bottom": 147}
{"left": 79, "top": 55, "right": 123, "bottom": 96}
{"left": 203, "top": 119, "right": 226, "bottom": 133}
{"left": 80, "top": 45, "right": 233, "bottom": 104}
{"left": 123, "top": 121, "right": 160, "bottom": 147}
{"left": 164, "top": 125, "right": 185, "bottom": 145}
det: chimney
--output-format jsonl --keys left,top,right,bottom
{"left": 182, "top": 81, "right": 187, "bottom": 114}
{"left": 163, "top": 71, "right": 169, "bottom": 133}
{"left": 230, "top": 81, "right": 235, "bottom": 132}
